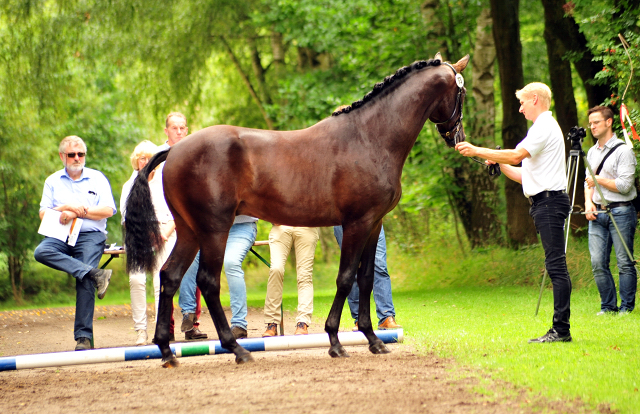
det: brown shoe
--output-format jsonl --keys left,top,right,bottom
{"left": 231, "top": 326, "right": 248, "bottom": 339}
{"left": 262, "top": 323, "right": 278, "bottom": 337}
{"left": 378, "top": 316, "right": 401, "bottom": 330}
{"left": 185, "top": 327, "right": 208, "bottom": 340}
{"left": 181, "top": 313, "right": 197, "bottom": 332}
{"left": 352, "top": 322, "right": 359, "bottom": 332}
{"left": 294, "top": 322, "right": 308, "bottom": 335}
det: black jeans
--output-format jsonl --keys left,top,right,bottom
{"left": 529, "top": 193, "right": 572, "bottom": 335}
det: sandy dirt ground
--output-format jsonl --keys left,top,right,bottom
{"left": 0, "top": 304, "right": 597, "bottom": 414}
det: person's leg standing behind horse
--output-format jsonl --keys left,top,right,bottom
{"left": 263, "top": 225, "right": 293, "bottom": 337}
{"left": 292, "top": 226, "right": 319, "bottom": 335}
{"left": 224, "top": 219, "right": 258, "bottom": 339}
{"left": 178, "top": 253, "right": 208, "bottom": 340}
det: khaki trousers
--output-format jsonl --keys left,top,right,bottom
{"left": 264, "top": 225, "right": 319, "bottom": 325}
{"left": 129, "top": 230, "right": 176, "bottom": 332}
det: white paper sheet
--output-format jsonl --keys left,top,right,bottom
{"left": 37, "top": 209, "right": 83, "bottom": 246}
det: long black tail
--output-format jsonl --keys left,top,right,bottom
{"left": 125, "top": 148, "right": 170, "bottom": 274}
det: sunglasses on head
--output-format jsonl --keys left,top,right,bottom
{"left": 65, "top": 152, "right": 86, "bottom": 158}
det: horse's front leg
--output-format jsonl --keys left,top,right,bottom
{"left": 355, "top": 224, "right": 390, "bottom": 355}
{"left": 325, "top": 223, "right": 372, "bottom": 358}
{"left": 325, "top": 268, "right": 355, "bottom": 357}
{"left": 198, "top": 233, "right": 254, "bottom": 365}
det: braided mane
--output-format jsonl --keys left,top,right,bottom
{"left": 332, "top": 59, "right": 441, "bottom": 116}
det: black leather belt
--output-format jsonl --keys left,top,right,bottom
{"left": 528, "top": 190, "right": 565, "bottom": 205}
{"left": 595, "top": 201, "right": 633, "bottom": 210}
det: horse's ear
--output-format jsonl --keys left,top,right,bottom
{"left": 453, "top": 54, "right": 470, "bottom": 73}
{"left": 434, "top": 52, "right": 443, "bottom": 62}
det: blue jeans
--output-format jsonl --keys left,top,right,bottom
{"left": 529, "top": 193, "right": 572, "bottom": 335}
{"left": 333, "top": 225, "right": 396, "bottom": 325}
{"left": 180, "top": 222, "right": 257, "bottom": 329}
{"left": 34, "top": 231, "right": 106, "bottom": 340}
{"left": 588, "top": 205, "right": 637, "bottom": 312}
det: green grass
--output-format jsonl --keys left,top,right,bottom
{"left": 295, "top": 286, "right": 637, "bottom": 414}
{"left": 3, "top": 236, "right": 639, "bottom": 412}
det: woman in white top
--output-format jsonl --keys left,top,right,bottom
{"left": 121, "top": 140, "right": 176, "bottom": 345}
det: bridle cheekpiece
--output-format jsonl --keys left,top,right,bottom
{"left": 435, "top": 62, "right": 466, "bottom": 146}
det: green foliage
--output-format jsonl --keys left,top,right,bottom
{"left": 519, "top": 0, "right": 550, "bottom": 86}
{"left": 574, "top": 1, "right": 640, "bottom": 120}
{"left": 0, "top": 0, "right": 636, "bottom": 304}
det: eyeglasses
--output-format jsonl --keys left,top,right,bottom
{"left": 65, "top": 152, "right": 86, "bottom": 158}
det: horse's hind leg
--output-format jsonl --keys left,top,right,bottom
{"left": 356, "top": 223, "right": 390, "bottom": 355}
{"left": 155, "top": 226, "right": 198, "bottom": 367}
{"left": 197, "top": 231, "right": 254, "bottom": 364}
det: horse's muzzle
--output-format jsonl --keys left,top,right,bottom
{"left": 442, "top": 123, "right": 465, "bottom": 148}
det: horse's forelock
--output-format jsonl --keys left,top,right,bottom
{"left": 331, "top": 59, "right": 440, "bottom": 117}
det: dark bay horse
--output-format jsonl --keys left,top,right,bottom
{"left": 125, "top": 53, "right": 469, "bottom": 367}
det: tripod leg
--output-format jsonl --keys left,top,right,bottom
{"left": 607, "top": 211, "right": 636, "bottom": 265}
{"left": 535, "top": 268, "right": 548, "bottom": 316}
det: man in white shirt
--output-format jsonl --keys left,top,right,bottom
{"left": 584, "top": 106, "right": 637, "bottom": 315}
{"left": 455, "top": 82, "right": 572, "bottom": 343}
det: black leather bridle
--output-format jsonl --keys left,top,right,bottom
{"left": 435, "top": 62, "right": 466, "bottom": 146}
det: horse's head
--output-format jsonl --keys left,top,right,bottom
{"left": 430, "top": 53, "right": 470, "bottom": 148}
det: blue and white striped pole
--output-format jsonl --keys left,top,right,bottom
{"left": 0, "top": 329, "right": 403, "bottom": 372}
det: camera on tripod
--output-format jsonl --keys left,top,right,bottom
{"left": 567, "top": 126, "right": 587, "bottom": 150}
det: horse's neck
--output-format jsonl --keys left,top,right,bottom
{"left": 354, "top": 72, "right": 443, "bottom": 154}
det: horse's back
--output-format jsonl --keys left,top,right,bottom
{"left": 162, "top": 120, "right": 400, "bottom": 228}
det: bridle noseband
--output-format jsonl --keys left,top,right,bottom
{"left": 435, "top": 62, "right": 466, "bottom": 146}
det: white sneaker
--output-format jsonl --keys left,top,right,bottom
{"left": 135, "top": 330, "right": 148, "bottom": 346}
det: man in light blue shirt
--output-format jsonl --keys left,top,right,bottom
{"left": 34, "top": 135, "right": 117, "bottom": 351}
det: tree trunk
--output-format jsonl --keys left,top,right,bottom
{"left": 247, "top": 36, "right": 272, "bottom": 106}
{"left": 490, "top": 0, "right": 538, "bottom": 247}
{"left": 8, "top": 255, "right": 24, "bottom": 304}
{"left": 271, "top": 30, "right": 286, "bottom": 79}
{"left": 296, "top": 47, "right": 332, "bottom": 71}
{"left": 420, "top": 0, "right": 449, "bottom": 58}
{"left": 219, "top": 36, "right": 274, "bottom": 130}
{"left": 541, "top": 0, "right": 587, "bottom": 234}
{"left": 540, "top": 0, "right": 611, "bottom": 108}
{"left": 450, "top": 8, "right": 503, "bottom": 248}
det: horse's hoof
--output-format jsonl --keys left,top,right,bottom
{"left": 235, "top": 352, "right": 254, "bottom": 365}
{"left": 161, "top": 357, "right": 180, "bottom": 368}
{"left": 369, "top": 342, "right": 391, "bottom": 354}
{"left": 328, "top": 345, "right": 350, "bottom": 358}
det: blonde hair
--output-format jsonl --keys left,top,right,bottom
{"left": 515, "top": 82, "right": 552, "bottom": 110}
{"left": 59, "top": 135, "right": 87, "bottom": 154}
{"left": 129, "top": 140, "right": 159, "bottom": 171}
{"left": 165, "top": 112, "right": 187, "bottom": 127}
